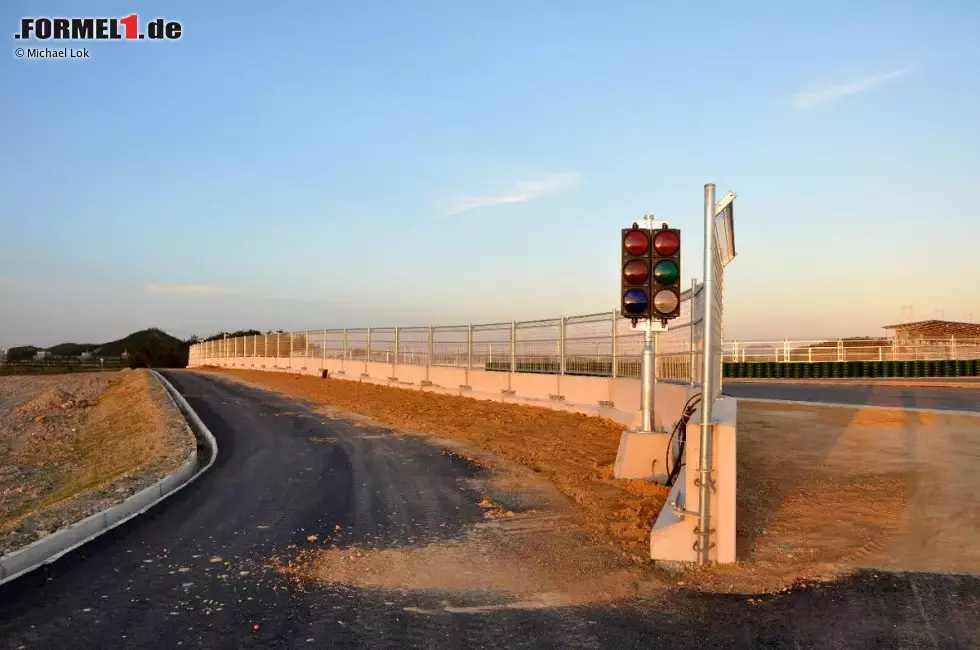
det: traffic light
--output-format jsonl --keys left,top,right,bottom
{"left": 650, "top": 226, "right": 681, "bottom": 321}
{"left": 621, "top": 226, "right": 652, "bottom": 320}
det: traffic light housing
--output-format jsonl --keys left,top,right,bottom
{"left": 650, "top": 226, "right": 681, "bottom": 321}
{"left": 621, "top": 224, "right": 681, "bottom": 324}
{"left": 621, "top": 226, "right": 652, "bottom": 320}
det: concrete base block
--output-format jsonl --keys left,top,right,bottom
{"left": 649, "top": 469, "right": 699, "bottom": 562}
{"left": 613, "top": 430, "right": 671, "bottom": 481}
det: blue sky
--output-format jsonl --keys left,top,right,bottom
{"left": 2, "top": 0, "right": 978, "bottom": 346}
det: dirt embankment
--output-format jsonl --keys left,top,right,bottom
{"left": 204, "top": 369, "right": 980, "bottom": 595}
{"left": 0, "top": 369, "right": 196, "bottom": 554}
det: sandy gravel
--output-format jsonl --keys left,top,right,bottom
{"left": 0, "top": 370, "right": 196, "bottom": 555}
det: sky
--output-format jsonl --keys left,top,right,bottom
{"left": 2, "top": 0, "right": 979, "bottom": 347}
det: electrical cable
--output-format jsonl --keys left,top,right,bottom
{"left": 665, "top": 392, "right": 702, "bottom": 488}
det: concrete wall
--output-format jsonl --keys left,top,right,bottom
{"left": 192, "top": 356, "right": 692, "bottom": 430}
{"left": 649, "top": 396, "right": 738, "bottom": 564}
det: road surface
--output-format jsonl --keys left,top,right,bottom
{"left": 0, "top": 371, "right": 977, "bottom": 648}
{"left": 723, "top": 382, "right": 980, "bottom": 413}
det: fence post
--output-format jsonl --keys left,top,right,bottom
{"left": 689, "top": 281, "right": 696, "bottom": 386}
{"left": 426, "top": 326, "right": 434, "bottom": 382}
{"left": 611, "top": 310, "right": 619, "bottom": 379}
{"left": 510, "top": 321, "right": 517, "bottom": 373}
{"left": 342, "top": 329, "right": 348, "bottom": 372}
{"left": 559, "top": 316, "right": 566, "bottom": 375}
{"left": 467, "top": 324, "right": 473, "bottom": 370}
{"left": 393, "top": 327, "right": 400, "bottom": 376}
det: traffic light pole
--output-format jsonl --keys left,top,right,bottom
{"left": 640, "top": 320, "right": 658, "bottom": 433}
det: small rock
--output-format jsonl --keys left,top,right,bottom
{"left": 34, "top": 415, "right": 46, "bottom": 424}
{"left": 36, "top": 530, "right": 51, "bottom": 539}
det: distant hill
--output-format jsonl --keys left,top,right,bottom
{"left": 47, "top": 342, "right": 98, "bottom": 356}
{"left": 5, "top": 329, "right": 190, "bottom": 368}
{"left": 94, "top": 328, "right": 189, "bottom": 368}
{"left": 6, "top": 345, "right": 42, "bottom": 363}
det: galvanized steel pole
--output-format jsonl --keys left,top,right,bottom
{"left": 640, "top": 322, "right": 655, "bottom": 432}
{"left": 697, "top": 183, "right": 716, "bottom": 566}
{"left": 611, "top": 310, "right": 618, "bottom": 378}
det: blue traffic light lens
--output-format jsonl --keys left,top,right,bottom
{"left": 623, "top": 288, "right": 649, "bottom": 314}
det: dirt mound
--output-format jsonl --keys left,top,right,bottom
{"left": 14, "top": 388, "right": 76, "bottom": 417}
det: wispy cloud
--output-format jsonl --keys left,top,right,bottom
{"left": 145, "top": 284, "right": 218, "bottom": 295}
{"left": 447, "top": 172, "right": 581, "bottom": 216}
{"left": 792, "top": 68, "right": 913, "bottom": 110}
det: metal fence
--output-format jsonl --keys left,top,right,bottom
{"left": 191, "top": 330, "right": 980, "bottom": 373}
{"left": 725, "top": 337, "right": 980, "bottom": 363}
{"left": 190, "top": 307, "right": 705, "bottom": 382}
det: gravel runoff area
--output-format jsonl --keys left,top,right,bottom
{"left": 203, "top": 368, "right": 980, "bottom": 594}
{"left": 0, "top": 369, "right": 196, "bottom": 556}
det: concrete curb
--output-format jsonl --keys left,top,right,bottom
{"left": 0, "top": 370, "right": 218, "bottom": 586}
{"left": 726, "top": 379, "right": 980, "bottom": 388}
{"left": 734, "top": 396, "right": 980, "bottom": 417}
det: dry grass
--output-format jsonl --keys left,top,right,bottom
{"left": 0, "top": 370, "right": 195, "bottom": 552}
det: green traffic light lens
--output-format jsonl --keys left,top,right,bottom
{"left": 653, "top": 260, "right": 679, "bottom": 285}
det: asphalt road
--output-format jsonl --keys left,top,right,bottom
{"left": 723, "top": 382, "right": 980, "bottom": 412}
{"left": 1, "top": 371, "right": 978, "bottom": 649}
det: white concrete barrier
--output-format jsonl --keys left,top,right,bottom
{"left": 194, "top": 356, "right": 694, "bottom": 430}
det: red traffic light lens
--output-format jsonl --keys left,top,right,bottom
{"left": 653, "top": 231, "right": 679, "bottom": 256}
{"left": 623, "top": 259, "right": 649, "bottom": 285}
{"left": 623, "top": 230, "right": 649, "bottom": 255}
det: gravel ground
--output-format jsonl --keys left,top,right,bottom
{"left": 0, "top": 370, "right": 196, "bottom": 555}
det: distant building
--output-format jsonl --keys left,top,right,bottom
{"left": 0, "top": 347, "right": 6, "bottom": 364}
{"left": 35, "top": 350, "right": 49, "bottom": 360}
{"left": 80, "top": 351, "right": 93, "bottom": 360}
{"left": 883, "top": 320, "right": 980, "bottom": 342}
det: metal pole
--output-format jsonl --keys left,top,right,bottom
{"left": 611, "top": 310, "right": 618, "bottom": 378}
{"left": 689, "top": 279, "right": 696, "bottom": 387}
{"left": 640, "top": 321, "right": 655, "bottom": 432}
{"left": 697, "top": 182, "right": 717, "bottom": 566}
{"left": 510, "top": 321, "right": 517, "bottom": 372}
{"left": 467, "top": 325, "right": 473, "bottom": 370}
{"left": 393, "top": 327, "right": 400, "bottom": 374}
{"left": 559, "top": 316, "right": 566, "bottom": 375}
{"left": 428, "top": 326, "right": 434, "bottom": 367}
{"left": 342, "top": 328, "right": 348, "bottom": 371}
